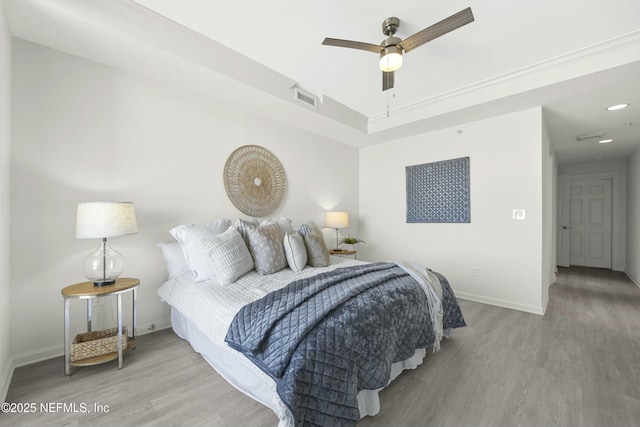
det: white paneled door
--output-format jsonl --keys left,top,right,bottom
{"left": 568, "top": 178, "right": 612, "bottom": 268}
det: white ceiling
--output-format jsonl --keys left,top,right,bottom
{"left": 5, "top": 0, "right": 640, "bottom": 164}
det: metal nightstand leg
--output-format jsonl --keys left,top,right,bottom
{"left": 87, "top": 298, "right": 92, "bottom": 332}
{"left": 117, "top": 293, "right": 123, "bottom": 369}
{"left": 64, "top": 299, "right": 70, "bottom": 376}
{"left": 132, "top": 287, "right": 137, "bottom": 339}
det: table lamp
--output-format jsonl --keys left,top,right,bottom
{"left": 76, "top": 202, "right": 138, "bottom": 286}
{"left": 325, "top": 211, "right": 349, "bottom": 251}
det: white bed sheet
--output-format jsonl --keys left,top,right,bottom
{"left": 157, "top": 256, "right": 428, "bottom": 426}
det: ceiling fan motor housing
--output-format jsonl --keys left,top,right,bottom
{"left": 380, "top": 19, "right": 403, "bottom": 65}
{"left": 380, "top": 42, "right": 403, "bottom": 60}
{"left": 381, "top": 36, "right": 403, "bottom": 50}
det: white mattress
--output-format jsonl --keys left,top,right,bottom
{"left": 157, "top": 256, "right": 428, "bottom": 426}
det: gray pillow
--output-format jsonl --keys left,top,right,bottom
{"left": 298, "top": 220, "right": 322, "bottom": 236}
{"left": 299, "top": 221, "right": 330, "bottom": 267}
{"left": 201, "top": 227, "right": 254, "bottom": 285}
{"left": 246, "top": 223, "right": 287, "bottom": 275}
{"left": 234, "top": 218, "right": 259, "bottom": 246}
{"left": 261, "top": 217, "right": 294, "bottom": 236}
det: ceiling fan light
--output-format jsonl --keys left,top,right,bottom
{"left": 379, "top": 47, "right": 403, "bottom": 72}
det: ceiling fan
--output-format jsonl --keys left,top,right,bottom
{"left": 322, "top": 7, "right": 474, "bottom": 91}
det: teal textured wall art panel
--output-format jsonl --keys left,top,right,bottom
{"left": 406, "top": 156, "right": 470, "bottom": 223}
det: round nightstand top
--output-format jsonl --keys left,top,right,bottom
{"left": 61, "top": 277, "right": 140, "bottom": 298}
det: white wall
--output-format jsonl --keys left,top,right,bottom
{"left": 627, "top": 146, "right": 640, "bottom": 285}
{"left": 0, "top": 0, "right": 13, "bottom": 401}
{"left": 10, "top": 39, "right": 360, "bottom": 366}
{"left": 359, "top": 107, "right": 548, "bottom": 314}
{"left": 541, "top": 114, "right": 556, "bottom": 311}
{"left": 557, "top": 159, "right": 627, "bottom": 272}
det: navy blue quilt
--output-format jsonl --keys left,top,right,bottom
{"left": 225, "top": 262, "right": 465, "bottom": 427}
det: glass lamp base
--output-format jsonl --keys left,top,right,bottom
{"left": 82, "top": 239, "right": 124, "bottom": 287}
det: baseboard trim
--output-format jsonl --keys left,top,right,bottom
{"left": 541, "top": 291, "right": 550, "bottom": 315}
{"left": 626, "top": 271, "right": 640, "bottom": 288}
{"left": 455, "top": 291, "right": 545, "bottom": 315}
{"left": 8, "top": 319, "right": 172, "bottom": 372}
{"left": 12, "top": 343, "right": 61, "bottom": 369}
{"left": 1, "top": 363, "right": 14, "bottom": 403}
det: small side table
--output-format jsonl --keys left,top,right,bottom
{"left": 329, "top": 249, "right": 357, "bottom": 259}
{"left": 61, "top": 278, "right": 139, "bottom": 376}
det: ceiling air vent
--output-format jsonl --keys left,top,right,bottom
{"left": 293, "top": 86, "right": 319, "bottom": 109}
{"left": 576, "top": 131, "right": 605, "bottom": 141}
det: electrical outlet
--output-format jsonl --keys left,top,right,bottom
{"left": 472, "top": 267, "right": 478, "bottom": 276}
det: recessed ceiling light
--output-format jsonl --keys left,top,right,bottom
{"left": 606, "top": 103, "right": 629, "bottom": 111}
{"left": 599, "top": 139, "right": 613, "bottom": 144}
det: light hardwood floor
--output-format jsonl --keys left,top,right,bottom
{"left": 4, "top": 267, "right": 640, "bottom": 427}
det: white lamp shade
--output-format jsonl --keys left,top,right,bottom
{"left": 76, "top": 202, "right": 138, "bottom": 239}
{"left": 325, "top": 211, "right": 349, "bottom": 229}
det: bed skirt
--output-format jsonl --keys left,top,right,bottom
{"left": 170, "top": 307, "right": 428, "bottom": 425}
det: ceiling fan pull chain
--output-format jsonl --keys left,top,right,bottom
{"left": 386, "top": 91, "right": 397, "bottom": 117}
{"left": 387, "top": 92, "right": 390, "bottom": 117}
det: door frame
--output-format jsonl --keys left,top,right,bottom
{"left": 556, "top": 171, "right": 624, "bottom": 271}
{"left": 557, "top": 175, "right": 570, "bottom": 267}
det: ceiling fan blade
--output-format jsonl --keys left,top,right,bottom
{"left": 400, "top": 7, "right": 474, "bottom": 53}
{"left": 383, "top": 71, "right": 394, "bottom": 91}
{"left": 322, "top": 38, "right": 383, "bottom": 53}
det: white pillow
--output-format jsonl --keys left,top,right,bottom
{"left": 170, "top": 218, "right": 232, "bottom": 281}
{"left": 283, "top": 232, "right": 307, "bottom": 272}
{"left": 201, "top": 227, "right": 254, "bottom": 285}
{"left": 156, "top": 241, "right": 190, "bottom": 278}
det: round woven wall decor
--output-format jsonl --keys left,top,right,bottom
{"left": 223, "top": 145, "right": 287, "bottom": 217}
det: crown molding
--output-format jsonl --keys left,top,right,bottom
{"left": 368, "top": 30, "right": 640, "bottom": 133}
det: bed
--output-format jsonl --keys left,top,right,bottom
{"left": 156, "top": 218, "right": 466, "bottom": 426}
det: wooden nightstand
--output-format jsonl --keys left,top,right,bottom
{"left": 61, "top": 278, "right": 139, "bottom": 376}
{"left": 329, "top": 249, "right": 357, "bottom": 259}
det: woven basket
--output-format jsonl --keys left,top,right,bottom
{"left": 71, "top": 327, "right": 128, "bottom": 362}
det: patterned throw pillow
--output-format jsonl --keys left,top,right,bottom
{"left": 246, "top": 223, "right": 287, "bottom": 275}
{"left": 261, "top": 217, "right": 294, "bottom": 236}
{"left": 201, "top": 227, "right": 254, "bottom": 285}
{"left": 234, "top": 218, "right": 259, "bottom": 246}
{"left": 298, "top": 221, "right": 330, "bottom": 267}
{"left": 170, "top": 218, "right": 232, "bottom": 281}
